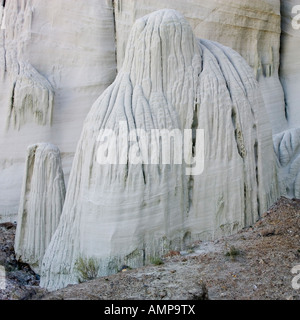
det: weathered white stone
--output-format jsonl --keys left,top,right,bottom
{"left": 40, "top": 10, "right": 278, "bottom": 291}
{"left": 0, "top": 0, "right": 116, "bottom": 221}
{"left": 6, "top": 62, "right": 54, "bottom": 130}
{"left": 15, "top": 143, "right": 66, "bottom": 274}
{"left": 114, "top": 0, "right": 287, "bottom": 134}
{"left": 280, "top": 0, "right": 300, "bottom": 129}
{"left": 1, "top": 0, "right": 297, "bottom": 222}
{"left": 272, "top": 1, "right": 300, "bottom": 198}
{"left": 273, "top": 128, "right": 300, "bottom": 198}
{"left": 0, "top": 0, "right": 298, "bottom": 292}
{"left": 0, "top": 3, "right": 4, "bottom": 30}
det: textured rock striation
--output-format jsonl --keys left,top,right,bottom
{"left": 0, "top": 2, "right": 5, "bottom": 31}
{"left": 1, "top": 0, "right": 299, "bottom": 222}
{"left": 40, "top": 10, "right": 278, "bottom": 290}
{"left": 280, "top": 0, "right": 300, "bottom": 129}
{"left": 1, "top": 0, "right": 54, "bottom": 130}
{"left": 15, "top": 143, "right": 66, "bottom": 274}
{"left": 7, "top": 62, "right": 54, "bottom": 130}
{"left": 273, "top": 129, "right": 300, "bottom": 198}
{"left": 271, "top": 1, "right": 300, "bottom": 199}
{"left": 114, "top": 0, "right": 287, "bottom": 134}
{"left": 0, "top": 0, "right": 116, "bottom": 221}
{"left": 0, "top": 0, "right": 298, "bottom": 292}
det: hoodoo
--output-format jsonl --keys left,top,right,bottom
{"left": 15, "top": 143, "right": 66, "bottom": 274}
{"left": 40, "top": 10, "right": 278, "bottom": 290}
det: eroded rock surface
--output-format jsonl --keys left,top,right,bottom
{"left": 0, "top": 0, "right": 116, "bottom": 221}
{"left": 280, "top": 0, "right": 300, "bottom": 129}
{"left": 15, "top": 143, "right": 65, "bottom": 274}
{"left": 271, "top": 1, "right": 300, "bottom": 199}
{"left": 40, "top": 10, "right": 278, "bottom": 291}
{"left": 114, "top": 0, "right": 287, "bottom": 134}
{"left": 0, "top": 0, "right": 298, "bottom": 294}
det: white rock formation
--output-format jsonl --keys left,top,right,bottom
{"left": 7, "top": 62, "right": 54, "bottom": 130}
{"left": 40, "top": 10, "right": 278, "bottom": 290}
{"left": 270, "top": 1, "right": 300, "bottom": 199}
{"left": 0, "top": 0, "right": 52, "bottom": 119}
{"left": 273, "top": 129, "right": 300, "bottom": 198}
{"left": 0, "top": 0, "right": 116, "bottom": 221}
{"left": 0, "top": 2, "right": 4, "bottom": 30}
{"left": 1, "top": 0, "right": 298, "bottom": 222}
{"left": 113, "top": 0, "right": 287, "bottom": 134}
{"left": 280, "top": 0, "right": 300, "bottom": 129}
{"left": 15, "top": 143, "right": 66, "bottom": 274}
{"left": 0, "top": 0, "right": 298, "bottom": 291}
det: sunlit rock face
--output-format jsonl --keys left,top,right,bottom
{"left": 113, "top": 0, "right": 287, "bottom": 134}
{"left": 0, "top": 0, "right": 116, "bottom": 222}
{"left": 15, "top": 143, "right": 66, "bottom": 274}
{"left": 40, "top": 10, "right": 278, "bottom": 291}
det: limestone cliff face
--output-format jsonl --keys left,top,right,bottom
{"left": 15, "top": 143, "right": 65, "bottom": 274}
{"left": 0, "top": 0, "right": 116, "bottom": 221}
{"left": 114, "top": 0, "right": 287, "bottom": 134}
{"left": 1, "top": 0, "right": 54, "bottom": 131}
{"left": 40, "top": 10, "right": 278, "bottom": 291}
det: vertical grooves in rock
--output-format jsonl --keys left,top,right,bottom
{"left": 15, "top": 143, "right": 66, "bottom": 274}
{"left": 2, "top": 0, "right": 54, "bottom": 130}
{"left": 0, "top": 0, "right": 6, "bottom": 75}
{"left": 40, "top": 10, "right": 278, "bottom": 291}
{"left": 112, "top": 0, "right": 118, "bottom": 70}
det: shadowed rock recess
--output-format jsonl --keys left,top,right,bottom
{"left": 40, "top": 10, "right": 278, "bottom": 291}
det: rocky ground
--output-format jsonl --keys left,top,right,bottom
{"left": 0, "top": 197, "right": 299, "bottom": 300}
{"left": 0, "top": 222, "right": 41, "bottom": 300}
